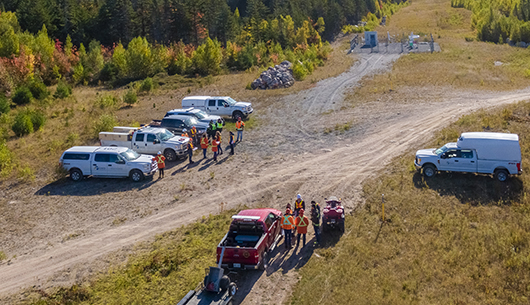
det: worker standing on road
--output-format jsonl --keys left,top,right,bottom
{"left": 208, "top": 120, "right": 217, "bottom": 140}
{"left": 212, "top": 136, "right": 219, "bottom": 162}
{"left": 295, "top": 209, "right": 309, "bottom": 247}
{"left": 235, "top": 117, "right": 245, "bottom": 142}
{"left": 229, "top": 131, "right": 235, "bottom": 155}
{"left": 217, "top": 118, "right": 224, "bottom": 134}
{"left": 216, "top": 131, "right": 223, "bottom": 155}
{"left": 152, "top": 151, "right": 165, "bottom": 179}
{"left": 281, "top": 209, "right": 295, "bottom": 250}
{"left": 190, "top": 126, "right": 197, "bottom": 146}
{"left": 200, "top": 134, "right": 209, "bottom": 159}
{"left": 310, "top": 201, "right": 321, "bottom": 245}
{"left": 294, "top": 194, "right": 305, "bottom": 217}
{"left": 187, "top": 140, "right": 194, "bottom": 164}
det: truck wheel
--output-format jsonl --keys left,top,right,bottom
{"left": 232, "top": 111, "right": 243, "bottom": 121}
{"left": 164, "top": 149, "right": 177, "bottom": 162}
{"left": 423, "top": 164, "right": 437, "bottom": 178}
{"left": 228, "top": 283, "right": 237, "bottom": 296}
{"left": 259, "top": 252, "right": 268, "bottom": 271}
{"left": 130, "top": 169, "right": 144, "bottom": 182}
{"left": 70, "top": 169, "right": 83, "bottom": 182}
{"left": 495, "top": 169, "right": 509, "bottom": 182}
{"left": 220, "top": 275, "right": 230, "bottom": 291}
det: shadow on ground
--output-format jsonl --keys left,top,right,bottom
{"left": 412, "top": 172, "right": 524, "bottom": 205}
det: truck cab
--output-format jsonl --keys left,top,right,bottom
{"left": 217, "top": 208, "right": 282, "bottom": 270}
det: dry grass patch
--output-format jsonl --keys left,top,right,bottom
{"left": 353, "top": 0, "right": 530, "bottom": 104}
{"left": 289, "top": 101, "right": 530, "bottom": 304}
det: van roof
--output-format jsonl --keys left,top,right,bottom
{"left": 460, "top": 132, "right": 519, "bottom": 141}
{"left": 182, "top": 96, "right": 211, "bottom": 100}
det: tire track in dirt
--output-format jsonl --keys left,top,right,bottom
{"left": 2, "top": 53, "right": 530, "bottom": 301}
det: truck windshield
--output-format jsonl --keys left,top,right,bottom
{"left": 158, "top": 129, "right": 174, "bottom": 141}
{"left": 226, "top": 97, "right": 237, "bottom": 106}
{"left": 186, "top": 117, "right": 199, "bottom": 125}
{"left": 194, "top": 110, "right": 207, "bottom": 119}
{"left": 120, "top": 149, "right": 141, "bottom": 161}
{"left": 434, "top": 145, "right": 449, "bottom": 155}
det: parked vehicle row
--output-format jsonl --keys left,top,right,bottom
{"left": 182, "top": 96, "right": 253, "bottom": 120}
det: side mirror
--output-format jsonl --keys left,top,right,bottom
{"left": 154, "top": 139, "right": 160, "bottom": 144}
{"left": 116, "top": 160, "right": 125, "bottom": 164}
{"left": 224, "top": 104, "right": 229, "bottom": 108}
{"left": 440, "top": 153, "right": 447, "bottom": 159}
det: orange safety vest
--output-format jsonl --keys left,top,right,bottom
{"left": 236, "top": 121, "right": 245, "bottom": 131}
{"left": 295, "top": 216, "right": 309, "bottom": 234}
{"left": 200, "top": 137, "right": 209, "bottom": 149}
{"left": 153, "top": 155, "right": 165, "bottom": 169}
{"left": 189, "top": 141, "right": 193, "bottom": 150}
{"left": 281, "top": 215, "right": 294, "bottom": 230}
{"left": 181, "top": 132, "right": 189, "bottom": 137}
{"left": 295, "top": 200, "right": 304, "bottom": 210}
{"left": 217, "top": 134, "right": 222, "bottom": 143}
{"left": 212, "top": 140, "right": 219, "bottom": 152}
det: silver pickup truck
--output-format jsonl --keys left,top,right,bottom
{"left": 99, "top": 126, "right": 189, "bottom": 162}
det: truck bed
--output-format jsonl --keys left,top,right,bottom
{"left": 99, "top": 132, "right": 132, "bottom": 142}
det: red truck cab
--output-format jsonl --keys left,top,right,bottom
{"left": 217, "top": 208, "right": 282, "bottom": 270}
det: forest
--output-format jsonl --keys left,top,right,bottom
{"left": 452, "top": 0, "right": 530, "bottom": 43}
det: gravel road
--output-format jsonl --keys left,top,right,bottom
{"left": 2, "top": 50, "right": 530, "bottom": 303}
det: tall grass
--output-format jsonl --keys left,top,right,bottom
{"left": 289, "top": 101, "right": 530, "bottom": 304}
{"left": 28, "top": 210, "right": 235, "bottom": 305}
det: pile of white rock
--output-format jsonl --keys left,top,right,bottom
{"left": 250, "top": 61, "right": 295, "bottom": 90}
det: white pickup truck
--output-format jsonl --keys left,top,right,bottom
{"left": 415, "top": 132, "right": 522, "bottom": 182}
{"left": 60, "top": 146, "right": 157, "bottom": 182}
{"left": 182, "top": 96, "right": 253, "bottom": 120}
{"left": 99, "top": 126, "right": 189, "bottom": 162}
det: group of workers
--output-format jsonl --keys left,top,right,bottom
{"left": 151, "top": 117, "right": 246, "bottom": 177}
{"left": 281, "top": 194, "right": 321, "bottom": 249}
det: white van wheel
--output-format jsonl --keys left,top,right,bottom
{"left": 495, "top": 169, "right": 508, "bottom": 182}
{"left": 423, "top": 164, "right": 436, "bottom": 178}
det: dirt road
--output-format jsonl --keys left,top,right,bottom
{"left": 2, "top": 51, "right": 530, "bottom": 303}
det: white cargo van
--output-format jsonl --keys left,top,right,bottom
{"left": 415, "top": 132, "right": 522, "bottom": 181}
{"left": 182, "top": 96, "right": 253, "bottom": 120}
{"left": 59, "top": 146, "right": 157, "bottom": 182}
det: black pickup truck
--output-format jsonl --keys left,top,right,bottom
{"left": 150, "top": 114, "right": 209, "bottom": 135}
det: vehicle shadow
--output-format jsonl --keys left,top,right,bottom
{"left": 35, "top": 175, "right": 157, "bottom": 196}
{"left": 412, "top": 172, "right": 523, "bottom": 205}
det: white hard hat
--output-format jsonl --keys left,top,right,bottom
{"left": 183, "top": 129, "right": 187, "bottom": 132}
{"left": 297, "top": 194, "right": 302, "bottom": 200}
{"left": 158, "top": 151, "right": 162, "bottom": 155}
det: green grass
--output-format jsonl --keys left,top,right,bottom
{"left": 223, "top": 115, "right": 259, "bottom": 132}
{"left": 27, "top": 210, "right": 236, "bottom": 305}
{"left": 289, "top": 101, "right": 530, "bottom": 304}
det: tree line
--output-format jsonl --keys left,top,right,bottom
{"left": 452, "top": 0, "right": 530, "bottom": 43}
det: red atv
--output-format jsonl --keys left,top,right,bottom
{"left": 321, "top": 196, "right": 345, "bottom": 233}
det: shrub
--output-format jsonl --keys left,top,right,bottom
{"left": 0, "top": 140, "right": 14, "bottom": 177}
{"left": 0, "top": 95, "right": 10, "bottom": 115}
{"left": 18, "top": 165, "right": 35, "bottom": 182}
{"left": 12, "top": 112, "right": 33, "bottom": 136}
{"left": 123, "top": 89, "right": 138, "bottom": 105}
{"left": 95, "top": 95, "right": 119, "bottom": 109}
{"left": 54, "top": 81, "right": 72, "bottom": 99}
{"left": 139, "top": 77, "right": 154, "bottom": 92}
{"left": 93, "top": 114, "right": 117, "bottom": 138}
{"left": 28, "top": 109, "right": 46, "bottom": 130}
{"left": 193, "top": 38, "right": 223, "bottom": 76}
{"left": 28, "top": 80, "right": 50, "bottom": 100}
{"left": 12, "top": 86, "right": 33, "bottom": 105}
{"left": 293, "top": 62, "right": 308, "bottom": 81}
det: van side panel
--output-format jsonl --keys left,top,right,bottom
{"left": 182, "top": 98, "right": 206, "bottom": 111}
{"left": 477, "top": 160, "right": 520, "bottom": 175}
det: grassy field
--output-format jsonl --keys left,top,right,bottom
{"left": 0, "top": 37, "right": 354, "bottom": 184}
{"left": 26, "top": 210, "right": 237, "bottom": 305}
{"left": 289, "top": 102, "right": 530, "bottom": 304}
{"left": 353, "top": 0, "right": 530, "bottom": 102}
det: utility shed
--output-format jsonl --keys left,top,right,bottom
{"left": 364, "top": 31, "right": 378, "bottom": 47}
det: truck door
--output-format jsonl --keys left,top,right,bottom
{"left": 265, "top": 213, "right": 276, "bottom": 247}
{"left": 133, "top": 133, "right": 146, "bottom": 153}
{"left": 206, "top": 99, "right": 217, "bottom": 114}
{"left": 145, "top": 133, "right": 160, "bottom": 154}
{"left": 440, "top": 149, "right": 460, "bottom": 171}
{"left": 455, "top": 149, "right": 477, "bottom": 173}
{"left": 217, "top": 99, "right": 231, "bottom": 116}
{"left": 92, "top": 153, "right": 110, "bottom": 176}
{"left": 108, "top": 153, "right": 128, "bottom": 176}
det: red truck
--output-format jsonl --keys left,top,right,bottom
{"left": 217, "top": 208, "right": 283, "bottom": 270}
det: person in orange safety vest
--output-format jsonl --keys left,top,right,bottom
{"left": 152, "top": 151, "right": 165, "bottom": 179}
{"left": 200, "top": 134, "right": 209, "bottom": 159}
{"left": 281, "top": 209, "right": 295, "bottom": 249}
{"left": 294, "top": 208, "right": 309, "bottom": 247}
{"left": 211, "top": 136, "right": 219, "bottom": 162}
